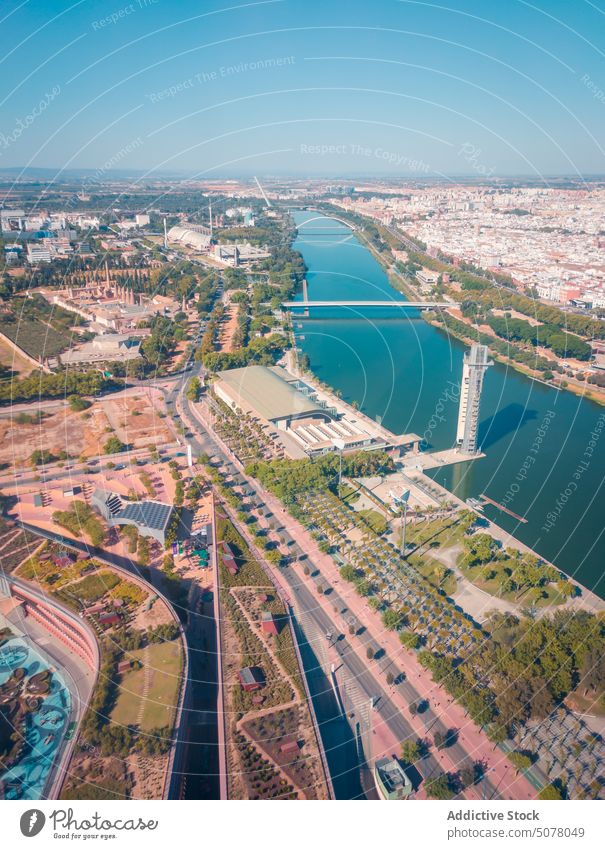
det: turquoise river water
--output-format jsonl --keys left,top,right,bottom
{"left": 292, "top": 211, "right": 605, "bottom": 600}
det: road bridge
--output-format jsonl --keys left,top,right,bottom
{"left": 282, "top": 300, "right": 450, "bottom": 309}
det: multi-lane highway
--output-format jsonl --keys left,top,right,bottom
{"left": 164, "top": 357, "right": 503, "bottom": 799}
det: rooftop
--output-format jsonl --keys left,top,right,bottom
{"left": 215, "top": 365, "right": 325, "bottom": 422}
{"left": 119, "top": 501, "right": 173, "bottom": 532}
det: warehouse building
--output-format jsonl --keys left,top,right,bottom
{"left": 213, "top": 365, "right": 415, "bottom": 458}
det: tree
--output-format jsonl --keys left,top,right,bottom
{"left": 137, "top": 536, "right": 150, "bottom": 567}
{"left": 381, "top": 608, "right": 402, "bottom": 630}
{"left": 507, "top": 751, "right": 534, "bottom": 772}
{"left": 355, "top": 579, "right": 371, "bottom": 597}
{"left": 486, "top": 724, "right": 507, "bottom": 747}
{"left": 186, "top": 376, "right": 202, "bottom": 401}
{"left": 401, "top": 739, "right": 422, "bottom": 766}
{"left": 68, "top": 395, "right": 91, "bottom": 412}
{"left": 266, "top": 549, "right": 282, "bottom": 566}
{"left": 340, "top": 564, "right": 357, "bottom": 582}
{"left": 399, "top": 631, "right": 421, "bottom": 650}
{"left": 425, "top": 773, "right": 457, "bottom": 799}
{"left": 103, "top": 436, "right": 125, "bottom": 455}
{"left": 579, "top": 646, "right": 605, "bottom": 697}
{"left": 538, "top": 783, "right": 563, "bottom": 800}
{"left": 30, "top": 449, "right": 56, "bottom": 467}
{"left": 462, "top": 533, "right": 497, "bottom": 567}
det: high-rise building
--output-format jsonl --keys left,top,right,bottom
{"left": 456, "top": 344, "right": 492, "bottom": 454}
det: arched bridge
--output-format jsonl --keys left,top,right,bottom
{"left": 295, "top": 212, "right": 357, "bottom": 234}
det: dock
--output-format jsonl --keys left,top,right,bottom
{"left": 479, "top": 494, "right": 528, "bottom": 523}
{"left": 402, "top": 447, "right": 483, "bottom": 471}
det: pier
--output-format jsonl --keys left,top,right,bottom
{"left": 479, "top": 493, "right": 528, "bottom": 523}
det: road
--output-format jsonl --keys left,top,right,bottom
{"left": 165, "top": 360, "right": 509, "bottom": 799}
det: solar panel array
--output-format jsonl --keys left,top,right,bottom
{"left": 120, "top": 501, "right": 172, "bottom": 531}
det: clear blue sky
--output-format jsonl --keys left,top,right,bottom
{"left": 1, "top": 0, "right": 604, "bottom": 177}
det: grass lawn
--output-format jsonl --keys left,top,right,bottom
{"left": 459, "top": 560, "right": 568, "bottom": 608}
{"left": 112, "top": 640, "right": 183, "bottom": 731}
{"left": 340, "top": 482, "right": 361, "bottom": 505}
{"left": 412, "top": 554, "right": 458, "bottom": 596}
{"left": 358, "top": 508, "right": 388, "bottom": 535}
{"left": 405, "top": 515, "right": 469, "bottom": 550}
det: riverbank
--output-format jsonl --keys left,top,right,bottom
{"left": 425, "top": 313, "right": 605, "bottom": 408}
{"left": 316, "top": 203, "right": 605, "bottom": 407}
{"left": 286, "top": 341, "right": 604, "bottom": 618}
{"left": 290, "top": 210, "right": 605, "bottom": 599}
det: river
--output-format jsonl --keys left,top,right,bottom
{"left": 291, "top": 211, "right": 605, "bottom": 600}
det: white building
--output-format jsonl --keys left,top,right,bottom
{"left": 456, "top": 344, "right": 492, "bottom": 455}
{"left": 26, "top": 244, "right": 51, "bottom": 264}
{"left": 167, "top": 225, "right": 212, "bottom": 251}
{"left": 0, "top": 209, "right": 25, "bottom": 232}
{"left": 213, "top": 242, "right": 270, "bottom": 267}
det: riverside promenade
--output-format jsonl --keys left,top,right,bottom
{"left": 188, "top": 399, "right": 538, "bottom": 800}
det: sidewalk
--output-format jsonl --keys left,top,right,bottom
{"left": 189, "top": 398, "right": 537, "bottom": 798}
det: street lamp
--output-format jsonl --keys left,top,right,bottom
{"left": 397, "top": 489, "right": 410, "bottom": 556}
{"left": 333, "top": 439, "right": 346, "bottom": 499}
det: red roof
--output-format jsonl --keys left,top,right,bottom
{"left": 98, "top": 613, "right": 120, "bottom": 626}
{"left": 238, "top": 666, "right": 264, "bottom": 691}
{"left": 261, "top": 612, "right": 279, "bottom": 635}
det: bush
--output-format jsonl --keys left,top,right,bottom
{"left": 103, "top": 436, "right": 126, "bottom": 454}
{"left": 57, "top": 571, "right": 120, "bottom": 604}
{"left": 68, "top": 395, "right": 91, "bottom": 412}
{"left": 52, "top": 501, "right": 105, "bottom": 546}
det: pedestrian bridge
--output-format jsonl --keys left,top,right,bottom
{"left": 282, "top": 300, "right": 450, "bottom": 309}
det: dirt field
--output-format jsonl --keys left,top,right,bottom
{"left": 0, "top": 335, "right": 38, "bottom": 377}
{"left": 218, "top": 304, "right": 238, "bottom": 353}
{"left": 0, "top": 390, "right": 174, "bottom": 469}
{"left": 99, "top": 392, "right": 173, "bottom": 449}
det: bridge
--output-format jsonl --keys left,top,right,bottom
{"left": 295, "top": 211, "right": 357, "bottom": 232}
{"left": 282, "top": 300, "right": 450, "bottom": 309}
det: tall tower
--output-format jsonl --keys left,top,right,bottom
{"left": 456, "top": 344, "right": 492, "bottom": 454}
